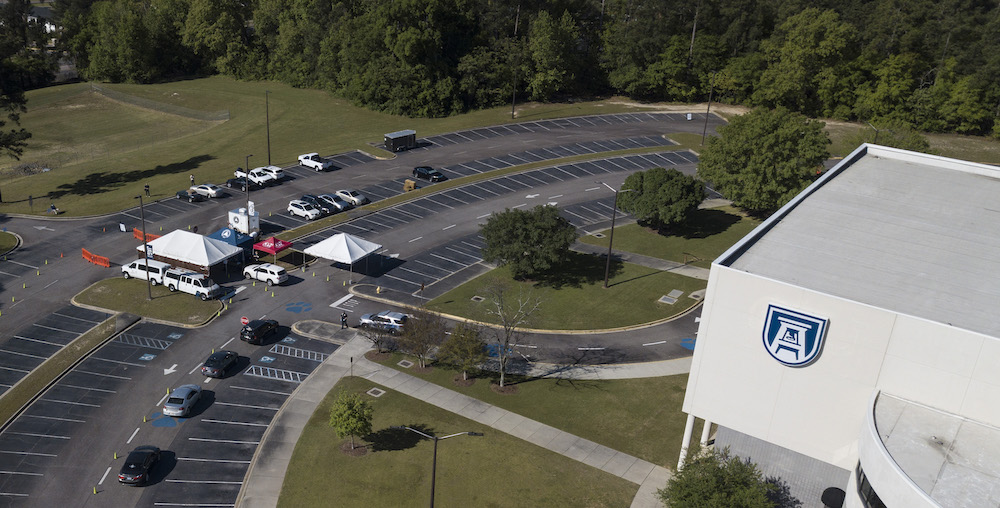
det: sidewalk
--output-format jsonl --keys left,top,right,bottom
{"left": 570, "top": 242, "right": 711, "bottom": 281}
{"left": 237, "top": 326, "right": 678, "bottom": 508}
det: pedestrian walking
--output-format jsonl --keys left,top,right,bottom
{"left": 189, "top": 174, "right": 195, "bottom": 186}
{"left": 144, "top": 184, "right": 150, "bottom": 197}
{"left": 341, "top": 312, "right": 348, "bottom": 329}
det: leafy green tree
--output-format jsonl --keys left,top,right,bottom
{"left": 329, "top": 391, "right": 373, "bottom": 450}
{"left": 481, "top": 204, "right": 577, "bottom": 280}
{"left": 181, "top": 0, "right": 248, "bottom": 73}
{"left": 436, "top": 322, "right": 487, "bottom": 381}
{"left": 852, "top": 53, "right": 921, "bottom": 123}
{"left": 0, "top": 0, "right": 56, "bottom": 159}
{"left": 658, "top": 447, "right": 779, "bottom": 508}
{"left": 526, "top": 10, "right": 579, "bottom": 101}
{"left": 397, "top": 308, "right": 445, "bottom": 368}
{"left": 618, "top": 167, "right": 706, "bottom": 233}
{"left": 698, "top": 107, "right": 829, "bottom": 214}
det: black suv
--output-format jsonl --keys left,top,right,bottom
{"left": 225, "top": 177, "right": 261, "bottom": 192}
{"left": 241, "top": 319, "right": 278, "bottom": 345}
{"left": 413, "top": 166, "right": 446, "bottom": 182}
{"left": 301, "top": 194, "right": 332, "bottom": 215}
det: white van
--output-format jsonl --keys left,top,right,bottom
{"left": 122, "top": 259, "right": 172, "bottom": 285}
{"left": 163, "top": 269, "right": 223, "bottom": 300}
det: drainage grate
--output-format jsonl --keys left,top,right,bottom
{"left": 471, "top": 296, "right": 484, "bottom": 302}
{"left": 268, "top": 344, "right": 328, "bottom": 362}
{"left": 667, "top": 289, "right": 684, "bottom": 299}
{"left": 367, "top": 388, "right": 386, "bottom": 397}
{"left": 658, "top": 295, "right": 678, "bottom": 305}
{"left": 397, "top": 360, "right": 413, "bottom": 368}
{"left": 115, "top": 334, "right": 174, "bottom": 350}
{"left": 244, "top": 365, "right": 309, "bottom": 383}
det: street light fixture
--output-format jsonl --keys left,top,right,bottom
{"left": 244, "top": 154, "right": 253, "bottom": 217}
{"left": 598, "top": 181, "right": 633, "bottom": 289}
{"left": 391, "top": 426, "right": 483, "bottom": 508}
{"left": 134, "top": 194, "right": 152, "bottom": 301}
{"left": 265, "top": 91, "right": 271, "bottom": 165}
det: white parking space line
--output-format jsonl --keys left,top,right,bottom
{"left": 423, "top": 196, "right": 454, "bottom": 210}
{"left": 549, "top": 194, "right": 563, "bottom": 199}
{"left": 127, "top": 427, "right": 141, "bottom": 444}
{"left": 6, "top": 260, "right": 38, "bottom": 269}
{"left": 522, "top": 173, "right": 549, "bottom": 186}
{"left": 0, "top": 450, "right": 56, "bottom": 457}
{"left": 8, "top": 432, "right": 69, "bottom": 440}
{"left": 0, "top": 493, "right": 28, "bottom": 498}
{"left": 408, "top": 237, "right": 423, "bottom": 243}
{"left": 442, "top": 224, "right": 456, "bottom": 230}
{"left": 12, "top": 336, "right": 65, "bottom": 347}
{"left": 381, "top": 273, "right": 420, "bottom": 287}
{"left": 189, "top": 364, "right": 201, "bottom": 375}
{"left": 563, "top": 209, "right": 591, "bottom": 223}
{"left": 445, "top": 246, "right": 481, "bottom": 261}
{"left": 24, "top": 414, "right": 85, "bottom": 423}
{"left": 165, "top": 479, "right": 244, "bottom": 485}
{"left": 0, "top": 270, "right": 21, "bottom": 278}
{"left": 52, "top": 312, "right": 102, "bottom": 324}
{"left": 476, "top": 213, "right": 491, "bottom": 219}
{"left": 60, "top": 384, "right": 116, "bottom": 393}
{"left": 643, "top": 341, "right": 667, "bottom": 346}
{"left": 361, "top": 216, "right": 395, "bottom": 230}
{"left": 213, "top": 402, "right": 278, "bottom": 411}
{"left": 176, "top": 457, "right": 252, "bottom": 464}
{"left": 221, "top": 337, "right": 236, "bottom": 348}
{"left": 230, "top": 385, "right": 292, "bottom": 396}
{"left": 492, "top": 180, "right": 517, "bottom": 193}
{"left": 27, "top": 323, "right": 77, "bottom": 333}
{"left": 0, "top": 471, "right": 43, "bottom": 477}
{"left": 0, "top": 349, "right": 46, "bottom": 360}
{"left": 157, "top": 392, "right": 170, "bottom": 406}
{"left": 89, "top": 357, "right": 147, "bottom": 368}
{"left": 429, "top": 253, "right": 465, "bottom": 266}
{"left": 188, "top": 437, "right": 260, "bottom": 445}
{"left": 98, "top": 467, "right": 111, "bottom": 485}
{"left": 392, "top": 207, "right": 424, "bottom": 220}
{"left": 397, "top": 266, "right": 430, "bottom": 278}
{"left": 512, "top": 203, "right": 527, "bottom": 208}
{"left": 201, "top": 419, "right": 269, "bottom": 427}
{"left": 75, "top": 370, "right": 130, "bottom": 380}
{"left": 578, "top": 347, "right": 605, "bottom": 351}
{"left": 42, "top": 279, "right": 59, "bottom": 290}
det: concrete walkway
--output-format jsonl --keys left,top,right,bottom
{"left": 570, "top": 242, "right": 711, "bottom": 281}
{"left": 237, "top": 330, "right": 677, "bottom": 508}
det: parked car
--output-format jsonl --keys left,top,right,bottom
{"left": 175, "top": 190, "right": 206, "bottom": 203}
{"left": 360, "top": 310, "right": 408, "bottom": 334}
{"left": 163, "top": 384, "right": 202, "bottom": 417}
{"left": 335, "top": 189, "right": 369, "bottom": 206}
{"left": 300, "top": 194, "right": 332, "bottom": 215}
{"left": 241, "top": 319, "right": 279, "bottom": 345}
{"left": 225, "top": 177, "right": 260, "bottom": 192}
{"left": 200, "top": 350, "right": 238, "bottom": 378}
{"left": 243, "top": 263, "right": 288, "bottom": 285}
{"left": 288, "top": 199, "right": 321, "bottom": 220}
{"left": 190, "top": 184, "right": 223, "bottom": 198}
{"left": 413, "top": 166, "right": 446, "bottom": 182}
{"left": 257, "top": 165, "right": 285, "bottom": 181}
{"left": 163, "top": 269, "right": 223, "bottom": 300}
{"left": 317, "top": 193, "right": 350, "bottom": 212}
{"left": 118, "top": 445, "right": 160, "bottom": 486}
{"left": 298, "top": 152, "right": 333, "bottom": 171}
{"left": 122, "top": 259, "right": 171, "bottom": 285}
{"left": 234, "top": 167, "right": 276, "bottom": 186}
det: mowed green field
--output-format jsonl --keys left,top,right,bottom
{"left": 0, "top": 77, "right": 653, "bottom": 216}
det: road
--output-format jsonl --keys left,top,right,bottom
{"left": 0, "top": 111, "right": 722, "bottom": 506}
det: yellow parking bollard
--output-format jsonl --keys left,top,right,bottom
{"left": 114, "top": 452, "right": 117, "bottom": 460}
{"left": 93, "top": 487, "right": 96, "bottom": 495}
{"left": 271, "top": 291, "right": 274, "bottom": 297}
{"left": 44, "top": 260, "right": 48, "bottom": 265}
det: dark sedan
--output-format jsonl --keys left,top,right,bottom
{"left": 201, "top": 350, "right": 238, "bottom": 378}
{"left": 176, "top": 190, "right": 207, "bottom": 203}
{"left": 413, "top": 166, "right": 446, "bottom": 182}
{"left": 118, "top": 445, "right": 160, "bottom": 486}
{"left": 225, "top": 177, "right": 261, "bottom": 192}
{"left": 301, "top": 194, "right": 333, "bottom": 215}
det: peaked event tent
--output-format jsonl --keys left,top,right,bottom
{"left": 303, "top": 233, "right": 382, "bottom": 278}
{"left": 253, "top": 236, "right": 293, "bottom": 263}
{"left": 137, "top": 229, "right": 243, "bottom": 272}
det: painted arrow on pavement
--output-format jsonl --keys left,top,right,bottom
{"left": 32, "top": 226, "right": 55, "bottom": 231}
{"left": 163, "top": 364, "right": 178, "bottom": 375}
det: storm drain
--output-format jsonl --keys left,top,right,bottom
{"left": 367, "top": 388, "right": 386, "bottom": 397}
{"left": 115, "top": 334, "right": 174, "bottom": 350}
{"left": 244, "top": 365, "right": 308, "bottom": 383}
{"left": 397, "top": 360, "right": 413, "bottom": 368}
{"left": 269, "top": 344, "right": 328, "bottom": 362}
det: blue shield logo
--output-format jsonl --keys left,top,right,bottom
{"left": 762, "top": 305, "right": 828, "bottom": 367}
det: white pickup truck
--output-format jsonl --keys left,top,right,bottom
{"left": 298, "top": 153, "right": 333, "bottom": 172}
{"left": 234, "top": 167, "right": 276, "bottom": 186}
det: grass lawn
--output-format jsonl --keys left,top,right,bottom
{"left": 277, "top": 376, "right": 638, "bottom": 508}
{"left": 1, "top": 77, "right": 667, "bottom": 217}
{"left": 0, "top": 232, "right": 17, "bottom": 254}
{"left": 74, "top": 277, "right": 222, "bottom": 325}
{"left": 578, "top": 206, "right": 761, "bottom": 268}
{"left": 426, "top": 254, "right": 705, "bottom": 330}
{"left": 367, "top": 354, "right": 703, "bottom": 468}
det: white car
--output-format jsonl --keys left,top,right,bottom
{"left": 257, "top": 165, "right": 284, "bottom": 181}
{"left": 298, "top": 153, "right": 333, "bottom": 171}
{"left": 243, "top": 263, "right": 288, "bottom": 285}
{"left": 360, "top": 310, "right": 407, "bottom": 333}
{"left": 190, "top": 184, "right": 223, "bottom": 198}
{"left": 317, "top": 193, "right": 350, "bottom": 212}
{"left": 234, "top": 167, "right": 276, "bottom": 186}
{"left": 163, "top": 384, "right": 202, "bottom": 417}
{"left": 335, "top": 189, "right": 369, "bottom": 206}
{"left": 287, "top": 199, "right": 321, "bottom": 220}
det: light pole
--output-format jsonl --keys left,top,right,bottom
{"left": 701, "top": 71, "right": 716, "bottom": 146}
{"left": 134, "top": 194, "right": 152, "bottom": 301}
{"left": 244, "top": 154, "right": 253, "bottom": 215}
{"left": 866, "top": 120, "right": 880, "bottom": 145}
{"left": 265, "top": 91, "right": 271, "bottom": 165}
{"left": 599, "top": 182, "right": 632, "bottom": 289}
{"left": 392, "top": 426, "right": 483, "bottom": 508}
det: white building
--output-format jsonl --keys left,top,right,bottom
{"left": 680, "top": 144, "right": 1000, "bottom": 507}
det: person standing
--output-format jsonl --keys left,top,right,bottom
{"left": 341, "top": 312, "right": 348, "bottom": 329}
{"left": 144, "top": 184, "right": 150, "bottom": 197}
{"left": 190, "top": 174, "right": 195, "bottom": 186}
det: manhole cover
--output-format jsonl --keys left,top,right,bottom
{"left": 471, "top": 296, "right": 484, "bottom": 302}
{"left": 397, "top": 360, "right": 414, "bottom": 368}
{"left": 593, "top": 233, "right": 606, "bottom": 238}
{"left": 367, "top": 388, "right": 386, "bottom": 398}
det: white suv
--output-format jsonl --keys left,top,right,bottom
{"left": 243, "top": 263, "right": 288, "bottom": 285}
{"left": 287, "top": 199, "right": 321, "bottom": 220}
{"left": 234, "top": 167, "right": 276, "bottom": 186}
{"left": 360, "top": 310, "right": 407, "bottom": 333}
{"left": 257, "top": 165, "right": 284, "bottom": 181}
{"left": 298, "top": 153, "right": 333, "bottom": 171}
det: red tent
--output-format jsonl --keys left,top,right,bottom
{"left": 253, "top": 236, "right": 293, "bottom": 263}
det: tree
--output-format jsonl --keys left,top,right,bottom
{"left": 0, "top": 0, "right": 56, "bottom": 159}
{"left": 659, "top": 447, "right": 787, "bottom": 508}
{"left": 618, "top": 167, "right": 706, "bottom": 232}
{"left": 697, "top": 107, "right": 829, "bottom": 214}
{"left": 436, "top": 322, "right": 487, "bottom": 381}
{"left": 481, "top": 277, "right": 540, "bottom": 388}
{"left": 481, "top": 205, "right": 577, "bottom": 280}
{"left": 526, "top": 10, "right": 580, "bottom": 101}
{"left": 397, "top": 308, "right": 446, "bottom": 368}
{"left": 328, "top": 391, "right": 373, "bottom": 450}
{"left": 357, "top": 323, "right": 394, "bottom": 354}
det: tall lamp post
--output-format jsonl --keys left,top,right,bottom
{"left": 265, "top": 91, "right": 271, "bottom": 165}
{"left": 392, "top": 426, "right": 483, "bottom": 508}
{"left": 599, "top": 182, "right": 632, "bottom": 289}
{"left": 244, "top": 154, "right": 253, "bottom": 214}
{"left": 134, "top": 194, "right": 152, "bottom": 301}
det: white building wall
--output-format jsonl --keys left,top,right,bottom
{"left": 682, "top": 264, "right": 1000, "bottom": 471}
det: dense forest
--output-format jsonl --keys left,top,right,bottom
{"left": 19, "top": 0, "right": 1000, "bottom": 137}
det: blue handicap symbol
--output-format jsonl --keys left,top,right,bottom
{"left": 485, "top": 344, "right": 513, "bottom": 358}
{"left": 167, "top": 332, "right": 183, "bottom": 340}
{"left": 149, "top": 411, "right": 184, "bottom": 428}
{"left": 680, "top": 337, "right": 696, "bottom": 350}
{"left": 259, "top": 356, "right": 275, "bottom": 363}
{"left": 281, "top": 337, "right": 296, "bottom": 344}
{"left": 285, "top": 301, "right": 312, "bottom": 313}
{"left": 138, "top": 354, "right": 156, "bottom": 361}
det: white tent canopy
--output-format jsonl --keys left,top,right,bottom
{"left": 303, "top": 233, "right": 382, "bottom": 264}
{"left": 137, "top": 229, "right": 243, "bottom": 268}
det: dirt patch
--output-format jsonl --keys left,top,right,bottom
{"left": 453, "top": 375, "right": 476, "bottom": 387}
{"left": 364, "top": 350, "right": 391, "bottom": 363}
{"left": 490, "top": 382, "right": 519, "bottom": 395}
{"left": 411, "top": 365, "right": 434, "bottom": 374}
{"left": 340, "top": 441, "right": 369, "bottom": 457}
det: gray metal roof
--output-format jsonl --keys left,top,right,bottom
{"left": 723, "top": 145, "right": 1000, "bottom": 338}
